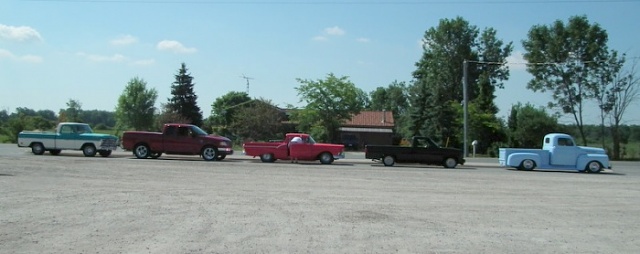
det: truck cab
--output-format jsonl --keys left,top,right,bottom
{"left": 499, "top": 133, "right": 611, "bottom": 173}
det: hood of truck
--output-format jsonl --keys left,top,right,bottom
{"left": 203, "top": 135, "right": 232, "bottom": 146}
{"left": 579, "top": 146, "right": 606, "bottom": 154}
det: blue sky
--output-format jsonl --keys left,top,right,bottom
{"left": 1, "top": 0, "right": 639, "bottom": 125}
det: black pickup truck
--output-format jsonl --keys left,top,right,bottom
{"left": 365, "top": 136, "right": 465, "bottom": 168}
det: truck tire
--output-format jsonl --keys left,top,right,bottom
{"left": 98, "top": 150, "right": 112, "bottom": 157}
{"left": 31, "top": 143, "right": 45, "bottom": 155}
{"left": 49, "top": 149, "right": 61, "bottom": 155}
{"left": 319, "top": 152, "right": 333, "bottom": 164}
{"left": 518, "top": 159, "right": 535, "bottom": 171}
{"left": 443, "top": 157, "right": 458, "bottom": 168}
{"left": 260, "top": 153, "right": 275, "bottom": 163}
{"left": 82, "top": 144, "right": 97, "bottom": 157}
{"left": 201, "top": 146, "right": 218, "bottom": 161}
{"left": 382, "top": 155, "right": 395, "bottom": 166}
{"left": 586, "top": 161, "right": 602, "bottom": 173}
{"left": 134, "top": 144, "right": 150, "bottom": 159}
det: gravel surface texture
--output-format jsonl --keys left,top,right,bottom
{"left": 1, "top": 144, "right": 639, "bottom": 253}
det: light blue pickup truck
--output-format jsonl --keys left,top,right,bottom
{"left": 499, "top": 133, "right": 611, "bottom": 173}
{"left": 17, "top": 122, "right": 118, "bottom": 157}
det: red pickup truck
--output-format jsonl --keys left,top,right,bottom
{"left": 121, "top": 123, "right": 233, "bottom": 161}
{"left": 243, "top": 133, "right": 345, "bottom": 164}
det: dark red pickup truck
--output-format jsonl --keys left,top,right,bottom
{"left": 121, "top": 123, "right": 233, "bottom": 161}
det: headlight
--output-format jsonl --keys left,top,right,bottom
{"left": 219, "top": 141, "right": 229, "bottom": 147}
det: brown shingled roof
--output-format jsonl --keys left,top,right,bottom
{"left": 343, "top": 111, "right": 394, "bottom": 127}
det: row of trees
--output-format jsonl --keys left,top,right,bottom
{"left": 2, "top": 16, "right": 639, "bottom": 159}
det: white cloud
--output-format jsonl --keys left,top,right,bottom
{"left": 110, "top": 35, "right": 138, "bottom": 46}
{"left": 77, "top": 52, "right": 126, "bottom": 62}
{"left": 506, "top": 51, "right": 528, "bottom": 70}
{"left": 312, "top": 36, "right": 328, "bottom": 41}
{"left": 130, "top": 59, "right": 155, "bottom": 66}
{"left": 156, "top": 40, "right": 197, "bottom": 54}
{"left": 19, "top": 55, "right": 43, "bottom": 63}
{"left": 0, "top": 49, "right": 11, "bottom": 58}
{"left": 0, "top": 48, "right": 43, "bottom": 63}
{"left": 324, "top": 26, "right": 345, "bottom": 36}
{"left": 356, "top": 37, "right": 370, "bottom": 43}
{"left": 312, "top": 26, "right": 347, "bottom": 41}
{"left": 0, "top": 24, "right": 43, "bottom": 42}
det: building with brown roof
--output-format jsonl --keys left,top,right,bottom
{"left": 339, "top": 110, "right": 395, "bottom": 150}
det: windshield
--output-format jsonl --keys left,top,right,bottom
{"left": 307, "top": 136, "right": 317, "bottom": 144}
{"left": 190, "top": 125, "right": 209, "bottom": 136}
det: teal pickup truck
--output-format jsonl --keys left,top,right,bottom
{"left": 17, "top": 122, "right": 118, "bottom": 157}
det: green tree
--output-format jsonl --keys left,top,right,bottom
{"left": 608, "top": 58, "right": 640, "bottom": 159}
{"left": 294, "top": 73, "right": 367, "bottom": 142}
{"left": 209, "top": 91, "right": 252, "bottom": 137}
{"left": 229, "top": 98, "right": 285, "bottom": 141}
{"left": 369, "top": 80, "right": 411, "bottom": 139}
{"left": 411, "top": 17, "right": 511, "bottom": 147}
{"left": 115, "top": 77, "right": 158, "bottom": 131}
{"left": 476, "top": 28, "right": 513, "bottom": 114}
{"left": 58, "top": 99, "right": 83, "bottom": 122}
{"left": 81, "top": 110, "right": 116, "bottom": 129}
{"left": 522, "top": 15, "right": 615, "bottom": 146}
{"left": 507, "top": 103, "right": 560, "bottom": 148}
{"left": 452, "top": 101, "right": 506, "bottom": 154}
{"left": 166, "top": 63, "right": 203, "bottom": 126}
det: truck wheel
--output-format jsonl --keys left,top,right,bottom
{"left": 319, "top": 152, "right": 333, "bottom": 164}
{"left": 518, "top": 159, "right": 535, "bottom": 171}
{"left": 31, "top": 143, "right": 45, "bottom": 155}
{"left": 134, "top": 144, "right": 150, "bottom": 159}
{"left": 98, "top": 150, "right": 112, "bottom": 157}
{"left": 443, "top": 157, "right": 458, "bottom": 168}
{"left": 150, "top": 152, "right": 162, "bottom": 159}
{"left": 382, "top": 155, "right": 395, "bottom": 166}
{"left": 260, "top": 153, "right": 275, "bottom": 163}
{"left": 82, "top": 144, "right": 97, "bottom": 157}
{"left": 202, "top": 146, "right": 218, "bottom": 161}
{"left": 586, "top": 161, "right": 602, "bottom": 173}
{"left": 49, "top": 149, "right": 61, "bottom": 155}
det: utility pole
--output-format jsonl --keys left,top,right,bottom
{"left": 462, "top": 59, "right": 469, "bottom": 158}
{"left": 240, "top": 75, "right": 253, "bottom": 94}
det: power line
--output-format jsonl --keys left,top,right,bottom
{"left": 466, "top": 59, "right": 633, "bottom": 66}
{"left": 21, "top": 0, "right": 640, "bottom": 4}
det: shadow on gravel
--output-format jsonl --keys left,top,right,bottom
{"left": 505, "top": 168, "right": 624, "bottom": 176}
{"left": 369, "top": 164, "right": 478, "bottom": 170}
{"left": 0, "top": 173, "right": 14, "bottom": 176}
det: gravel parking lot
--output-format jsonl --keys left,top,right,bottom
{"left": 1, "top": 144, "right": 639, "bottom": 253}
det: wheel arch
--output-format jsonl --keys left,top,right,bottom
{"left": 576, "top": 154, "right": 609, "bottom": 171}
{"left": 507, "top": 153, "right": 542, "bottom": 169}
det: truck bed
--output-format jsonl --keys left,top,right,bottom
{"left": 243, "top": 142, "right": 288, "bottom": 158}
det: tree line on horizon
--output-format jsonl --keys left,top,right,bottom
{"left": 1, "top": 15, "right": 639, "bottom": 159}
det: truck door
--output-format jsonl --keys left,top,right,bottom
{"left": 550, "top": 137, "right": 580, "bottom": 166}
{"left": 410, "top": 138, "right": 439, "bottom": 163}
{"left": 164, "top": 126, "right": 195, "bottom": 154}
{"left": 57, "top": 124, "right": 79, "bottom": 149}
{"left": 290, "top": 136, "right": 313, "bottom": 160}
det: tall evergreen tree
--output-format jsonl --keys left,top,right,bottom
{"left": 166, "top": 63, "right": 203, "bottom": 126}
